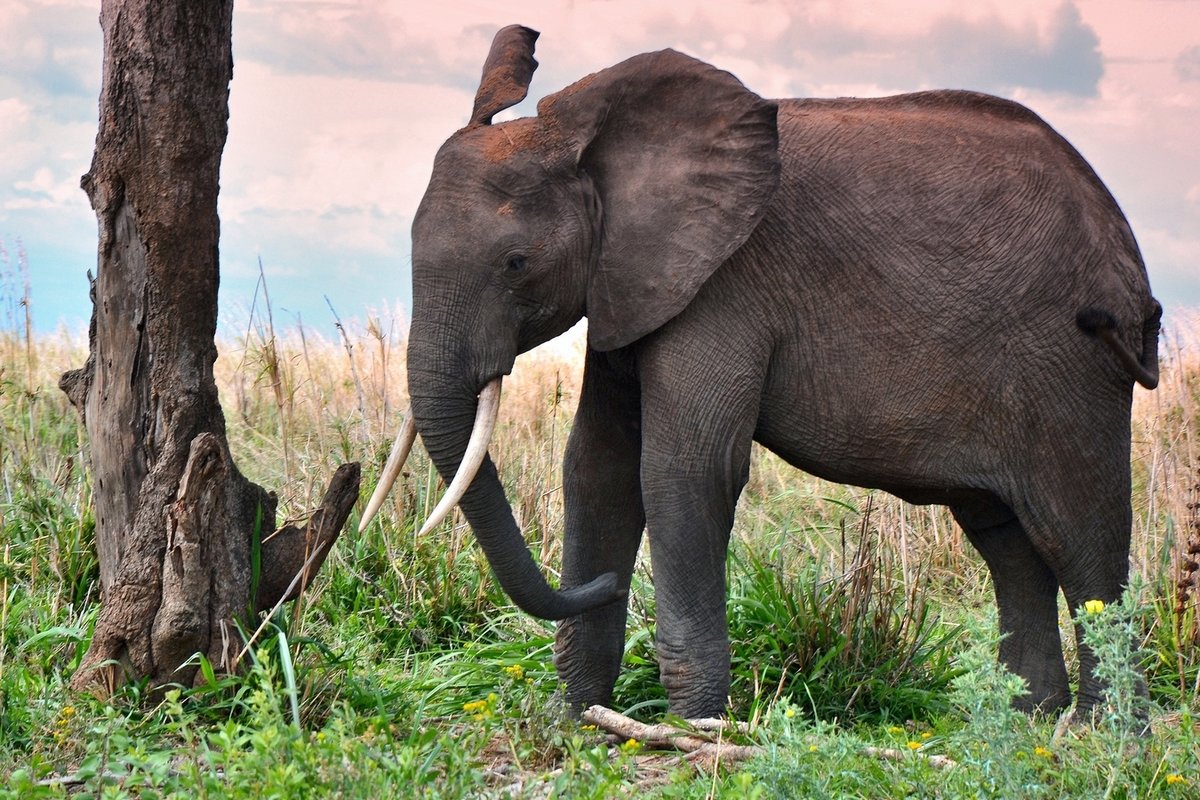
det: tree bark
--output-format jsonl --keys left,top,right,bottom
{"left": 60, "top": 0, "right": 359, "bottom": 694}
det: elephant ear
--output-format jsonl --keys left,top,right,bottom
{"left": 538, "top": 50, "right": 780, "bottom": 351}
{"left": 470, "top": 25, "right": 539, "bottom": 126}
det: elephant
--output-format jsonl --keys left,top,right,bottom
{"left": 362, "top": 25, "right": 1161, "bottom": 720}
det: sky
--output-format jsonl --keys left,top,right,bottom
{"left": 1, "top": 0, "right": 1198, "bottom": 338}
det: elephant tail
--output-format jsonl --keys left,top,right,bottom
{"left": 1076, "top": 301, "right": 1162, "bottom": 390}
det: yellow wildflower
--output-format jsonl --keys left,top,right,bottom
{"left": 504, "top": 663, "right": 525, "bottom": 681}
{"left": 808, "top": 744, "right": 818, "bottom": 752}
{"left": 1034, "top": 746, "right": 1053, "bottom": 758}
{"left": 921, "top": 731, "right": 932, "bottom": 739}
{"left": 784, "top": 708, "right": 795, "bottom": 719}
{"left": 463, "top": 693, "right": 498, "bottom": 722}
{"left": 907, "top": 741, "right": 921, "bottom": 751}
{"left": 1165, "top": 774, "right": 1187, "bottom": 785}
{"left": 887, "top": 725, "right": 904, "bottom": 735}
{"left": 61, "top": 706, "right": 76, "bottom": 718}
{"left": 620, "top": 738, "right": 642, "bottom": 754}
{"left": 1084, "top": 599, "right": 1105, "bottom": 615}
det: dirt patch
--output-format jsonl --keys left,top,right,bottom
{"left": 477, "top": 732, "right": 695, "bottom": 796}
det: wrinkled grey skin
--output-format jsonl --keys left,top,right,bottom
{"left": 406, "top": 25, "right": 1161, "bottom": 719}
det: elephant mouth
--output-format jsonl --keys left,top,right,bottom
{"left": 359, "top": 376, "right": 502, "bottom": 534}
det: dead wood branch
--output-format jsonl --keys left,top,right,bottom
{"left": 255, "top": 462, "right": 361, "bottom": 613}
{"left": 581, "top": 705, "right": 958, "bottom": 772}
{"left": 581, "top": 705, "right": 761, "bottom": 768}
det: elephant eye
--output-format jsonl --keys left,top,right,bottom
{"left": 505, "top": 254, "right": 528, "bottom": 273}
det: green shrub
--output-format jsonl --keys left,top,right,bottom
{"left": 727, "top": 525, "right": 962, "bottom": 723}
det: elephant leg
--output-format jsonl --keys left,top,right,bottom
{"left": 951, "top": 497, "right": 1070, "bottom": 712}
{"left": 637, "top": 362, "right": 760, "bottom": 719}
{"left": 1005, "top": 469, "right": 1135, "bottom": 715}
{"left": 555, "top": 348, "right": 645, "bottom": 711}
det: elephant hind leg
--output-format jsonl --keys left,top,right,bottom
{"left": 951, "top": 496, "right": 1071, "bottom": 713}
{"left": 1003, "top": 470, "right": 1135, "bottom": 715}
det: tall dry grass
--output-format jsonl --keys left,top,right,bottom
{"left": 10, "top": 305, "right": 1198, "bottom": 582}
{"left": 1132, "top": 312, "right": 1200, "bottom": 573}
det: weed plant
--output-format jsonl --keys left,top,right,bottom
{"left": 726, "top": 508, "right": 962, "bottom": 723}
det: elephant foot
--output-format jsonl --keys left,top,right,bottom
{"left": 1013, "top": 685, "right": 1072, "bottom": 716}
{"left": 554, "top": 617, "right": 624, "bottom": 717}
{"left": 667, "top": 696, "right": 727, "bottom": 720}
{"left": 561, "top": 684, "right": 614, "bottom": 717}
{"left": 1069, "top": 685, "right": 1150, "bottom": 729}
{"left": 659, "top": 655, "right": 729, "bottom": 719}
{"left": 1053, "top": 703, "right": 1150, "bottom": 739}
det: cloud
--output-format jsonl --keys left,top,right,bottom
{"left": 917, "top": 2, "right": 1102, "bottom": 96}
{"left": 220, "top": 62, "right": 466, "bottom": 229}
{"left": 233, "top": 1, "right": 490, "bottom": 93}
{"left": 3, "top": 0, "right": 1197, "bottom": 332}
{"left": 231, "top": 2, "right": 1104, "bottom": 100}
{"left": 638, "top": 1, "right": 1103, "bottom": 98}
{"left": 9, "top": 165, "right": 84, "bottom": 210}
{"left": 0, "top": 97, "right": 32, "bottom": 139}
{"left": 0, "top": 118, "right": 94, "bottom": 212}
{"left": 1177, "top": 46, "right": 1200, "bottom": 82}
{"left": 0, "top": 1, "right": 98, "bottom": 121}
{"left": 1136, "top": 226, "right": 1200, "bottom": 309}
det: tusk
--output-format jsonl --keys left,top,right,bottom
{"left": 417, "top": 377, "right": 502, "bottom": 536}
{"left": 358, "top": 413, "right": 417, "bottom": 532}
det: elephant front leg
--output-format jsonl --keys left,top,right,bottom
{"left": 642, "top": 477, "right": 739, "bottom": 719}
{"left": 638, "top": 373, "right": 759, "bottom": 719}
{"left": 555, "top": 349, "right": 645, "bottom": 712}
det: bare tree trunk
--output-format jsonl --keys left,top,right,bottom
{"left": 59, "top": 0, "right": 359, "bottom": 694}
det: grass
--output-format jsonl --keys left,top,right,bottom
{"left": 1, "top": 284, "right": 1199, "bottom": 796}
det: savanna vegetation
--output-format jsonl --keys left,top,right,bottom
{"left": 1, "top": 257, "right": 1198, "bottom": 796}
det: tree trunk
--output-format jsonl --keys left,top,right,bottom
{"left": 59, "top": 0, "right": 359, "bottom": 694}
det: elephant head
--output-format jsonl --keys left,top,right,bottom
{"left": 364, "top": 25, "right": 780, "bottom": 620}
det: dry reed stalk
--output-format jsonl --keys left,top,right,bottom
{"left": 295, "top": 317, "right": 330, "bottom": 464}
{"left": 326, "top": 297, "right": 371, "bottom": 443}
{"left": 0, "top": 544, "right": 8, "bottom": 685}
{"left": 1132, "top": 314, "right": 1199, "bottom": 584}
{"left": 18, "top": 243, "right": 34, "bottom": 393}
{"left": 366, "top": 314, "right": 391, "bottom": 431}
{"left": 1178, "top": 477, "right": 1200, "bottom": 677}
{"left": 253, "top": 259, "right": 292, "bottom": 484}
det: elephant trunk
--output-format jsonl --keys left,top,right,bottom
{"left": 406, "top": 348, "right": 620, "bottom": 621}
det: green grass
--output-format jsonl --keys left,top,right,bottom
{"left": 1, "top": 309, "right": 1199, "bottom": 797}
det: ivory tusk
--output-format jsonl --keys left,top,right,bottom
{"left": 417, "top": 377, "right": 502, "bottom": 536}
{"left": 358, "top": 413, "right": 417, "bottom": 532}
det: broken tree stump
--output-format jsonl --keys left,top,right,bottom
{"left": 62, "top": 0, "right": 361, "bottom": 695}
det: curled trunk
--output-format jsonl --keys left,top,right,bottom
{"left": 407, "top": 363, "right": 619, "bottom": 620}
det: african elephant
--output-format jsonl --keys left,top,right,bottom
{"left": 363, "top": 25, "right": 1161, "bottom": 720}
